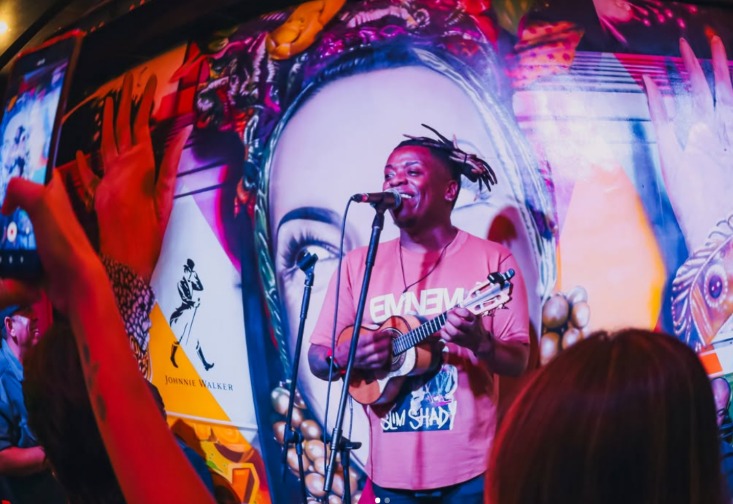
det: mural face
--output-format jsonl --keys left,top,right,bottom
{"left": 53, "top": 0, "right": 733, "bottom": 501}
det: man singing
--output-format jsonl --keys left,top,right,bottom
{"left": 308, "top": 126, "right": 530, "bottom": 502}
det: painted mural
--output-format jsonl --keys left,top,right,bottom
{"left": 50, "top": 0, "right": 733, "bottom": 501}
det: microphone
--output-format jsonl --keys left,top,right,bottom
{"left": 350, "top": 189, "right": 402, "bottom": 209}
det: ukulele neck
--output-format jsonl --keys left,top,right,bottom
{"left": 392, "top": 308, "right": 455, "bottom": 356}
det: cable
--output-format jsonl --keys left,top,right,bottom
{"left": 322, "top": 198, "right": 352, "bottom": 462}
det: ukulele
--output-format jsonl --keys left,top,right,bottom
{"left": 338, "top": 269, "right": 515, "bottom": 406}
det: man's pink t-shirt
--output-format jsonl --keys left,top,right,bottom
{"left": 310, "top": 230, "right": 529, "bottom": 490}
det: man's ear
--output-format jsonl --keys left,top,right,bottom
{"left": 445, "top": 179, "right": 459, "bottom": 202}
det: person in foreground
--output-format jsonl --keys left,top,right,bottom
{"left": 487, "top": 328, "right": 725, "bottom": 504}
{"left": 23, "top": 320, "right": 125, "bottom": 503}
{"left": 22, "top": 319, "right": 217, "bottom": 504}
{"left": 0, "top": 172, "right": 216, "bottom": 504}
{"left": 712, "top": 377, "right": 733, "bottom": 500}
{"left": 308, "top": 126, "right": 530, "bottom": 502}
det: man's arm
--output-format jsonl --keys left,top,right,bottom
{"left": 307, "top": 248, "right": 393, "bottom": 382}
{"left": 442, "top": 307, "right": 529, "bottom": 376}
{"left": 308, "top": 343, "right": 333, "bottom": 381}
{"left": 308, "top": 330, "right": 393, "bottom": 382}
{"left": 441, "top": 252, "right": 531, "bottom": 376}
{"left": 0, "top": 371, "right": 47, "bottom": 477}
{"left": 0, "top": 446, "right": 46, "bottom": 476}
{"left": 475, "top": 336, "right": 529, "bottom": 377}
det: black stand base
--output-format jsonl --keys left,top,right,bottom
{"left": 330, "top": 436, "right": 362, "bottom": 504}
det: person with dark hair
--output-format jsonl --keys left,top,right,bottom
{"left": 22, "top": 326, "right": 217, "bottom": 504}
{"left": 307, "top": 126, "right": 530, "bottom": 502}
{"left": 0, "top": 303, "right": 65, "bottom": 503}
{"left": 487, "top": 329, "right": 725, "bottom": 504}
{"left": 712, "top": 377, "right": 733, "bottom": 500}
{"left": 23, "top": 320, "right": 124, "bottom": 504}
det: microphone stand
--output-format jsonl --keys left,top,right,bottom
{"left": 282, "top": 251, "right": 318, "bottom": 503}
{"left": 324, "top": 204, "right": 388, "bottom": 499}
{"left": 338, "top": 435, "right": 360, "bottom": 503}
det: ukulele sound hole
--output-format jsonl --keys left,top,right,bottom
{"left": 391, "top": 352, "right": 406, "bottom": 372}
{"left": 386, "top": 326, "right": 407, "bottom": 373}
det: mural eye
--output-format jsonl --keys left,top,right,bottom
{"left": 277, "top": 228, "right": 340, "bottom": 280}
{"left": 704, "top": 264, "right": 728, "bottom": 307}
{"left": 709, "top": 275, "right": 723, "bottom": 299}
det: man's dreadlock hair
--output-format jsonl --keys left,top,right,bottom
{"left": 396, "top": 124, "right": 498, "bottom": 206}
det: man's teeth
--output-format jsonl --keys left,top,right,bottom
{"left": 400, "top": 194, "right": 413, "bottom": 199}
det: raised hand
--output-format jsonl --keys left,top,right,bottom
{"left": 1, "top": 173, "right": 102, "bottom": 315}
{"left": 643, "top": 37, "right": 733, "bottom": 252}
{"left": 75, "top": 72, "right": 191, "bottom": 281}
{"left": 1, "top": 174, "right": 216, "bottom": 504}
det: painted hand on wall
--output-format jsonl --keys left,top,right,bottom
{"left": 75, "top": 72, "right": 191, "bottom": 281}
{"left": 643, "top": 36, "right": 733, "bottom": 253}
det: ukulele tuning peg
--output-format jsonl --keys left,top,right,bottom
{"left": 487, "top": 269, "right": 515, "bottom": 287}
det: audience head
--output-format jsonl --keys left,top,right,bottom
{"left": 712, "top": 377, "right": 732, "bottom": 429}
{"left": 488, "top": 328, "right": 723, "bottom": 504}
{"left": 1, "top": 304, "right": 39, "bottom": 361}
{"left": 23, "top": 320, "right": 125, "bottom": 504}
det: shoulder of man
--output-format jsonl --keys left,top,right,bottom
{"left": 459, "top": 229, "right": 514, "bottom": 257}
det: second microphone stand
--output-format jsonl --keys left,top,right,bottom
{"left": 282, "top": 251, "right": 318, "bottom": 503}
{"left": 324, "top": 205, "right": 388, "bottom": 499}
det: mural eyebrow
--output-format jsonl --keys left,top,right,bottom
{"left": 276, "top": 207, "right": 342, "bottom": 231}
